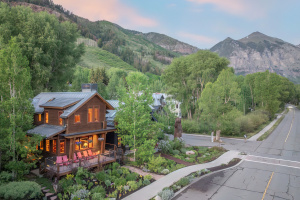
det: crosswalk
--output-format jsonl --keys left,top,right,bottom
{"left": 244, "top": 155, "right": 300, "bottom": 169}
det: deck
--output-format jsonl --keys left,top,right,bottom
{"left": 45, "top": 150, "right": 116, "bottom": 177}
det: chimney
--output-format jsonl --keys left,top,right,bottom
{"left": 81, "top": 83, "right": 98, "bottom": 92}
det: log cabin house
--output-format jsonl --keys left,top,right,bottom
{"left": 27, "top": 84, "right": 117, "bottom": 177}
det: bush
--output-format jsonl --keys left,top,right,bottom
{"left": 180, "top": 148, "right": 187, "bottom": 154}
{"left": 0, "top": 171, "right": 12, "bottom": 184}
{"left": 127, "top": 181, "right": 138, "bottom": 191}
{"left": 161, "top": 169, "right": 170, "bottom": 175}
{"left": 95, "top": 171, "right": 107, "bottom": 182}
{"left": 58, "top": 178, "right": 74, "bottom": 193}
{"left": 92, "top": 193, "right": 105, "bottom": 200}
{"left": 0, "top": 181, "right": 42, "bottom": 200}
{"left": 177, "top": 177, "right": 190, "bottom": 187}
{"left": 90, "top": 185, "right": 105, "bottom": 197}
{"left": 143, "top": 179, "right": 151, "bottom": 186}
{"left": 158, "top": 189, "right": 174, "bottom": 200}
{"left": 105, "top": 180, "right": 111, "bottom": 187}
{"left": 126, "top": 172, "right": 138, "bottom": 181}
{"left": 144, "top": 174, "right": 152, "bottom": 180}
{"left": 158, "top": 140, "right": 172, "bottom": 154}
{"left": 171, "top": 138, "right": 185, "bottom": 150}
{"left": 65, "top": 184, "right": 86, "bottom": 195}
{"left": 70, "top": 189, "right": 90, "bottom": 200}
{"left": 148, "top": 156, "right": 168, "bottom": 173}
{"left": 114, "top": 177, "right": 127, "bottom": 187}
{"left": 76, "top": 167, "right": 89, "bottom": 179}
{"left": 172, "top": 150, "right": 180, "bottom": 155}
{"left": 88, "top": 182, "right": 94, "bottom": 190}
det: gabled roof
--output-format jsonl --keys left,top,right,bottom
{"left": 32, "top": 91, "right": 114, "bottom": 118}
{"left": 106, "top": 100, "right": 120, "bottom": 109}
{"left": 40, "top": 98, "right": 82, "bottom": 109}
{"left": 27, "top": 124, "right": 65, "bottom": 139}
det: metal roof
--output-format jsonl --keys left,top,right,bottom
{"left": 40, "top": 98, "right": 82, "bottom": 108}
{"left": 27, "top": 124, "right": 65, "bottom": 139}
{"left": 61, "top": 127, "right": 116, "bottom": 137}
{"left": 106, "top": 100, "right": 119, "bottom": 109}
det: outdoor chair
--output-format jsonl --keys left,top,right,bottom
{"left": 56, "top": 156, "right": 63, "bottom": 166}
{"left": 87, "top": 150, "right": 97, "bottom": 158}
{"left": 62, "top": 155, "right": 71, "bottom": 166}
{"left": 77, "top": 152, "right": 85, "bottom": 160}
{"left": 83, "top": 150, "right": 93, "bottom": 160}
{"left": 73, "top": 153, "right": 80, "bottom": 163}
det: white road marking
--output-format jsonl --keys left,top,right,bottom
{"left": 244, "top": 159, "right": 300, "bottom": 170}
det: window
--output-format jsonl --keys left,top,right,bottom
{"left": 46, "top": 140, "right": 50, "bottom": 151}
{"left": 80, "top": 137, "right": 89, "bottom": 149}
{"left": 60, "top": 141, "right": 65, "bottom": 153}
{"left": 58, "top": 112, "right": 63, "bottom": 125}
{"left": 53, "top": 140, "right": 56, "bottom": 153}
{"left": 75, "top": 138, "right": 80, "bottom": 150}
{"left": 45, "top": 112, "right": 49, "bottom": 123}
{"left": 75, "top": 136, "right": 93, "bottom": 150}
{"left": 88, "top": 108, "right": 93, "bottom": 122}
{"left": 94, "top": 107, "right": 99, "bottom": 122}
{"left": 38, "top": 114, "right": 41, "bottom": 122}
{"left": 88, "top": 136, "right": 93, "bottom": 148}
{"left": 40, "top": 141, "right": 44, "bottom": 150}
{"left": 75, "top": 114, "right": 81, "bottom": 123}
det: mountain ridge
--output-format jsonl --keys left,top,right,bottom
{"left": 211, "top": 32, "right": 300, "bottom": 84}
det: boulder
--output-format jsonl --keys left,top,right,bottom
{"left": 155, "top": 195, "right": 162, "bottom": 200}
{"left": 186, "top": 151, "right": 195, "bottom": 155}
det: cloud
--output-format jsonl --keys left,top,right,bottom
{"left": 52, "top": 0, "right": 158, "bottom": 28}
{"left": 186, "top": 0, "right": 265, "bottom": 19}
{"left": 178, "top": 32, "right": 218, "bottom": 47}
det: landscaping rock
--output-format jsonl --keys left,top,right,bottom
{"left": 45, "top": 193, "right": 54, "bottom": 197}
{"left": 41, "top": 187, "right": 46, "bottom": 190}
{"left": 186, "top": 151, "right": 195, "bottom": 155}
{"left": 155, "top": 195, "right": 162, "bottom": 200}
{"left": 42, "top": 189, "right": 50, "bottom": 193}
{"left": 50, "top": 196, "right": 57, "bottom": 200}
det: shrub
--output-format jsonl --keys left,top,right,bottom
{"left": 90, "top": 185, "right": 105, "bottom": 197}
{"left": 177, "top": 177, "right": 190, "bottom": 187}
{"left": 117, "top": 169, "right": 123, "bottom": 175}
{"left": 92, "top": 193, "right": 105, "bottom": 200}
{"left": 88, "top": 182, "right": 94, "bottom": 190}
{"left": 58, "top": 178, "right": 74, "bottom": 193}
{"left": 144, "top": 174, "right": 152, "bottom": 180}
{"left": 127, "top": 181, "right": 138, "bottom": 191}
{"left": 112, "top": 162, "right": 120, "bottom": 170}
{"left": 126, "top": 172, "right": 138, "bottom": 181}
{"left": 124, "top": 185, "right": 130, "bottom": 191}
{"left": 143, "top": 179, "right": 151, "bottom": 186}
{"left": 0, "top": 181, "right": 42, "bottom": 200}
{"left": 76, "top": 167, "right": 89, "bottom": 179}
{"left": 161, "top": 169, "right": 170, "bottom": 175}
{"left": 158, "top": 189, "right": 174, "bottom": 200}
{"left": 172, "top": 149, "right": 180, "bottom": 155}
{"left": 0, "top": 171, "right": 12, "bottom": 184}
{"left": 180, "top": 148, "right": 187, "bottom": 154}
{"left": 95, "top": 171, "right": 107, "bottom": 182}
{"left": 70, "top": 189, "right": 90, "bottom": 200}
{"left": 65, "top": 184, "right": 86, "bottom": 195}
{"left": 121, "top": 167, "right": 130, "bottom": 175}
{"left": 148, "top": 156, "right": 168, "bottom": 173}
{"left": 158, "top": 140, "right": 172, "bottom": 154}
{"left": 172, "top": 138, "right": 185, "bottom": 150}
{"left": 105, "top": 180, "right": 111, "bottom": 187}
{"left": 114, "top": 178, "right": 127, "bottom": 187}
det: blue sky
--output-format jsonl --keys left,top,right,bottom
{"left": 53, "top": 0, "right": 300, "bottom": 49}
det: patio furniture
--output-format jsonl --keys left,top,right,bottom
{"left": 73, "top": 153, "right": 80, "bottom": 163}
{"left": 88, "top": 150, "right": 97, "bottom": 158}
{"left": 56, "top": 156, "right": 63, "bottom": 166}
{"left": 83, "top": 150, "right": 93, "bottom": 160}
{"left": 62, "top": 155, "right": 71, "bottom": 166}
{"left": 77, "top": 152, "right": 85, "bottom": 160}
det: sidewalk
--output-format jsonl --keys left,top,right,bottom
{"left": 123, "top": 150, "right": 240, "bottom": 200}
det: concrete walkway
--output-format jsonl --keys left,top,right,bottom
{"left": 123, "top": 166, "right": 165, "bottom": 180}
{"left": 248, "top": 113, "right": 283, "bottom": 141}
{"left": 123, "top": 150, "right": 240, "bottom": 200}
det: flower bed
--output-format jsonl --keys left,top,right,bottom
{"left": 57, "top": 163, "right": 154, "bottom": 200}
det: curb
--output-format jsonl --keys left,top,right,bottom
{"left": 172, "top": 159, "right": 244, "bottom": 199}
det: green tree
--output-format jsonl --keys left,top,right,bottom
{"left": 115, "top": 74, "right": 162, "bottom": 164}
{"left": 70, "top": 66, "right": 90, "bottom": 91}
{"left": 0, "top": 38, "right": 41, "bottom": 179}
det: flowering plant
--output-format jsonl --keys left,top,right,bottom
{"left": 75, "top": 141, "right": 82, "bottom": 146}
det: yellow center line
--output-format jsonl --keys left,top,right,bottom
{"left": 285, "top": 109, "right": 295, "bottom": 143}
{"left": 261, "top": 172, "right": 274, "bottom": 200}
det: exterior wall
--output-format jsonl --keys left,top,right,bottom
{"left": 44, "top": 108, "right": 64, "bottom": 126}
{"left": 67, "top": 96, "right": 106, "bottom": 134}
{"left": 34, "top": 114, "right": 44, "bottom": 126}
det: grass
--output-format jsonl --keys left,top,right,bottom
{"left": 257, "top": 114, "right": 285, "bottom": 141}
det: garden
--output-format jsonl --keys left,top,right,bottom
{"left": 56, "top": 163, "right": 154, "bottom": 200}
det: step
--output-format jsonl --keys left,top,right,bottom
{"left": 45, "top": 193, "right": 54, "bottom": 197}
{"left": 41, "top": 187, "right": 46, "bottom": 190}
{"left": 42, "top": 189, "right": 50, "bottom": 193}
{"left": 50, "top": 196, "right": 57, "bottom": 200}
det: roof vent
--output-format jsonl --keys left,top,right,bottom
{"left": 81, "top": 83, "right": 98, "bottom": 92}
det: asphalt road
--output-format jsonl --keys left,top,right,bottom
{"left": 174, "top": 106, "right": 300, "bottom": 200}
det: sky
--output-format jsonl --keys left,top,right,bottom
{"left": 52, "top": 0, "right": 300, "bottom": 49}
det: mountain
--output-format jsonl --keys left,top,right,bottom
{"left": 6, "top": 0, "right": 198, "bottom": 75}
{"left": 211, "top": 32, "right": 300, "bottom": 84}
{"left": 142, "top": 32, "right": 199, "bottom": 55}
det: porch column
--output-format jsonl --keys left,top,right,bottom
{"left": 57, "top": 137, "right": 60, "bottom": 156}
{"left": 69, "top": 138, "right": 74, "bottom": 159}
{"left": 102, "top": 133, "right": 107, "bottom": 153}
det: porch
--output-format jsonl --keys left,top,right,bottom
{"left": 44, "top": 144, "right": 117, "bottom": 177}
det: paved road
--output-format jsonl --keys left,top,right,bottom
{"left": 175, "top": 106, "right": 300, "bottom": 200}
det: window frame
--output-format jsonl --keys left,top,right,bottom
{"left": 59, "top": 140, "right": 65, "bottom": 154}
{"left": 53, "top": 140, "right": 57, "bottom": 153}
{"left": 45, "top": 111, "right": 49, "bottom": 124}
{"left": 74, "top": 114, "right": 81, "bottom": 124}
{"left": 94, "top": 106, "right": 100, "bottom": 122}
{"left": 58, "top": 111, "right": 63, "bottom": 126}
{"left": 38, "top": 114, "right": 42, "bottom": 122}
{"left": 46, "top": 140, "right": 50, "bottom": 151}
{"left": 87, "top": 107, "right": 93, "bottom": 123}
{"left": 40, "top": 141, "right": 44, "bottom": 150}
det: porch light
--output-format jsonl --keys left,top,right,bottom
{"left": 83, "top": 143, "right": 88, "bottom": 148}
{"left": 98, "top": 138, "right": 104, "bottom": 141}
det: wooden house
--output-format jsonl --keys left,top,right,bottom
{"left": 27, "top": 84, "right": 117, "bottom": 176}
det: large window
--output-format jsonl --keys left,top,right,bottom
{"left": 75, "top": 114, "right": 81, "bottom": 123}
{"left": 40, "top": 141, "right": 44, "bottom": 150}
{"left": 60, "top": 141, "right": 65, "bottom": 153}
{"left": 45, "top": 112, "right": 49, "bottom": 123}
{"left": 58, "top": 112, "right": 63, "bottom": 125}
{"left": 38, "top": 114, "right": 41, "bottom": 122}
{"left": 94, "top": 107, "right": 99, "bottom": 122}
{"left": 88, "top": 108, "right": 93, "bottom": 123}
{"left": 53, "top": 140, "right": 57, "bottom": 153}
{"left": 46, "top": 140, "right": 50, "bottom": 151}
{"left": 88, "top": 106, "right": 100, "bottom": 123}
{"left": 75, "top": 136, "right": 93, "bottom": 150}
